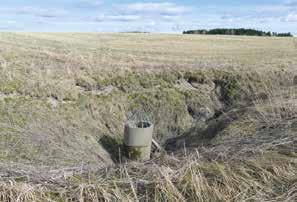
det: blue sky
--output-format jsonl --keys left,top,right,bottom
{"left": 0, "top": 0, "right": 297, "bottom": 34}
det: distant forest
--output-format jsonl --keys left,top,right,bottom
{"left": 183, "top": 28, "right": 293, "bottom": 37}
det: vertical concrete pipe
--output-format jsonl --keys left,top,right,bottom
{"left": 124, "top": 121, "right": 154, "bottom": 161}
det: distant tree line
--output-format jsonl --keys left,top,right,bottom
{"left": 183, "top": 28, "right": 293, "bottom": 37}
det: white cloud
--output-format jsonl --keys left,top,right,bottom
{"left": 255, "top": 5, "right": 289, "bottom": 13}
{"left": 76, "top": 0, "right": 104, "bottom": 8}
{"left": 220, "top": 13, "right": 279, "bottom": 24}
{"left": 284, "top": 13, "right": 297, "bottom": 22}
{"left": 0, "top": 6, "right": 68, "bottom": 18}
{"left": 115, "top": 2, "right": 190, "bottom": 16}
{"left": 90, "top": 2, "right": 190, "bottom": 25}
{"left": 95, "top": 14, "right": 141, "bottom": 22}
{"left": 161, "top": 15, "right": 181, "bottom": 21}
{"left": 148, "top": 21, "right": 156, "bottom": 26}
{"left": 0, "top": 1, "right": 295, "bottom": 33}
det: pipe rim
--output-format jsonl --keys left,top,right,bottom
{"left": 125, "top": 121, "right": 153, "bottom": 129}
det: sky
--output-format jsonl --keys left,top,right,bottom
{"left": 0, "top": 0, "right": 297, "bottom": 34}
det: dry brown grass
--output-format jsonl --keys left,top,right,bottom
{"left": 0, "top": 153, "right": 296, "bottom": 201}
{"left": 0, "top": 33, "right": 297, "bottom": 201}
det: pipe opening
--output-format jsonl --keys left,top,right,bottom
{"left": 137, "top": 121, "right": 151, "bottom": 128}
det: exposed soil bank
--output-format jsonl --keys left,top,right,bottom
{"left": 1, "top": 67, "right": 296, "bottom": 166}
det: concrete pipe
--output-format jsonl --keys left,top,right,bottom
{"left": 124, "top": 121, "right": 154, "bottom": 161}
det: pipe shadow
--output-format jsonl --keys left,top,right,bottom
{"left": 99, "top": 135, "right": 123, "bottom": 163}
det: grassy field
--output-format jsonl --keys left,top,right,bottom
{"left": 0, "top": 33, "right": 296, "bottom": 201}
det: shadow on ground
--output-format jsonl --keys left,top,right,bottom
{"left": 99, "top": 135, "right": 123, "bottom": 163}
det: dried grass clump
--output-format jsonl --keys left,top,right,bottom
{"left": 243, "top": 69, "right": 297, "bottom": 126}
{"left": 0, "top": 154, "right": 296, "bottom": 201}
